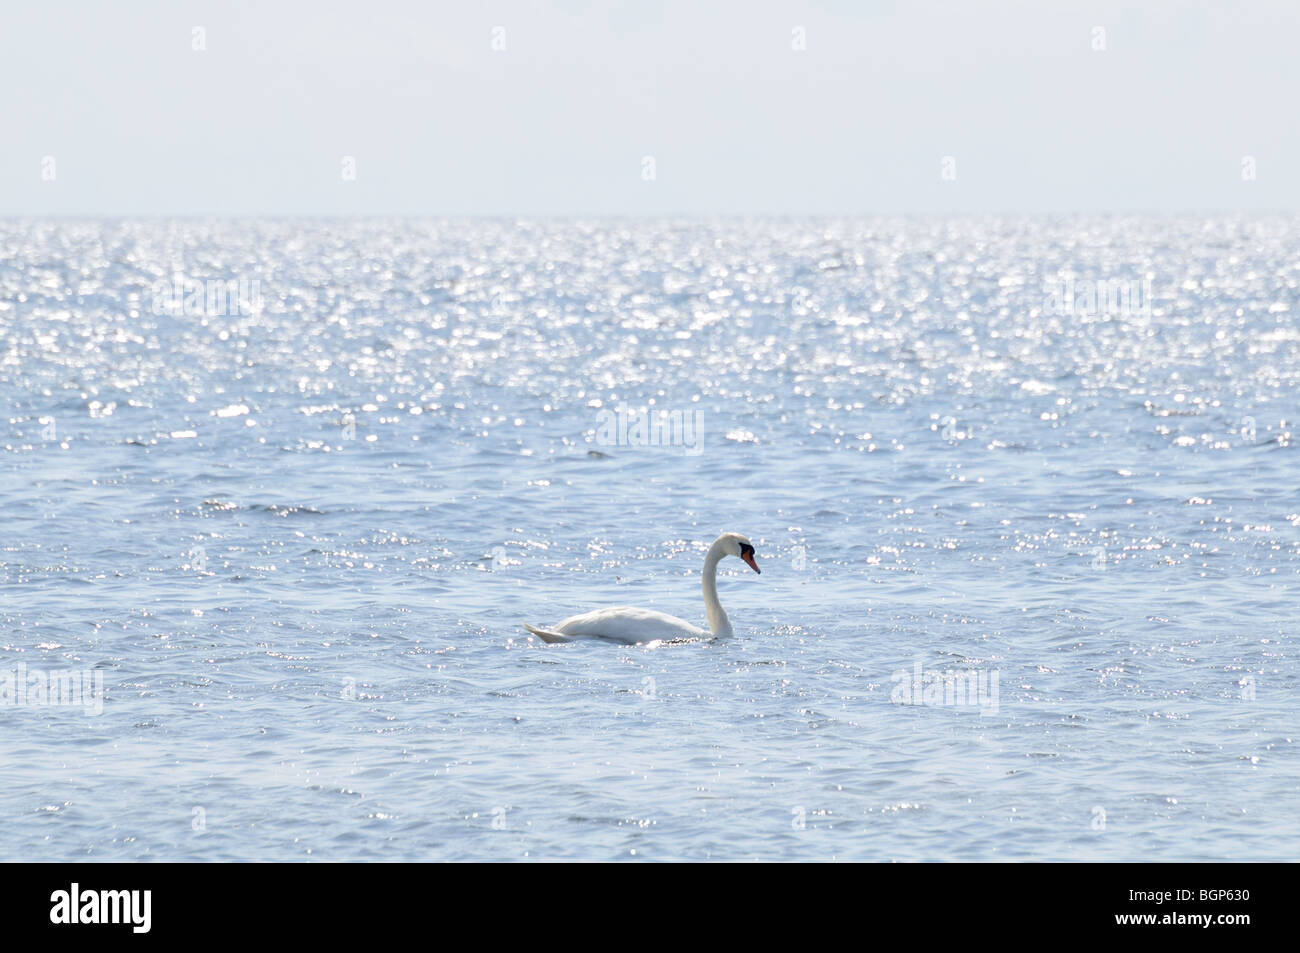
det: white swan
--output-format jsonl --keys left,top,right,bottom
{"left": 523, "top": 533, "right": 761, "bottom": 644}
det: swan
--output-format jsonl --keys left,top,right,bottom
{"left": 523, "top": 532, "right": 761, "bottom": 644}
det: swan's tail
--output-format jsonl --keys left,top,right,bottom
{"left": 523, "top": 622, "right": 573, "bottom": 644}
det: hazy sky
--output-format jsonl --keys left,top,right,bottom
{"left": 2, "top": 0, "right": 1296, "bottom": 215}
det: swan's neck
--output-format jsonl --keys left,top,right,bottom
{"left": 702, "top": 542, "right": 733, "bottom": 637}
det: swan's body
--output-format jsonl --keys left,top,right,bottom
{"left": 524, "top": 606, "right": 710, "bottom": 644}
{"left": 523, "top": 532, "right": 760, "bottom": 645}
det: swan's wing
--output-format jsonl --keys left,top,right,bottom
{"left": 546, "top": 606, "right": 707, "bottom": 644}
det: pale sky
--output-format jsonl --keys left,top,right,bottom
{"left": 2, "top": 0, "right": 1296, "bottom": 215}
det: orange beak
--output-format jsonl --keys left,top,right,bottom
{"left": 741, "top": 552, "right": 761, "bottom": 574}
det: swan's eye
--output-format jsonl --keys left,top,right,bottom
{"left": 739, "top": 542, "right": 754, "bottom": 557}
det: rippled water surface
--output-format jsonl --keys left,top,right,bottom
{"left": 1, "top": 217, "right": 1297, "bottom": 861}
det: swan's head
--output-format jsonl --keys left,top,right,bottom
{"left": 718, "top": 532, "right": 761, "bottom": 574}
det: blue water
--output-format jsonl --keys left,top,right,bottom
{"left": 1, "top": 217, "right": 1296, "bottom": 861}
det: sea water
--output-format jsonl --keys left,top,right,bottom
{"left": 0, "top": 216, "right": 1295, "bottom": 860}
